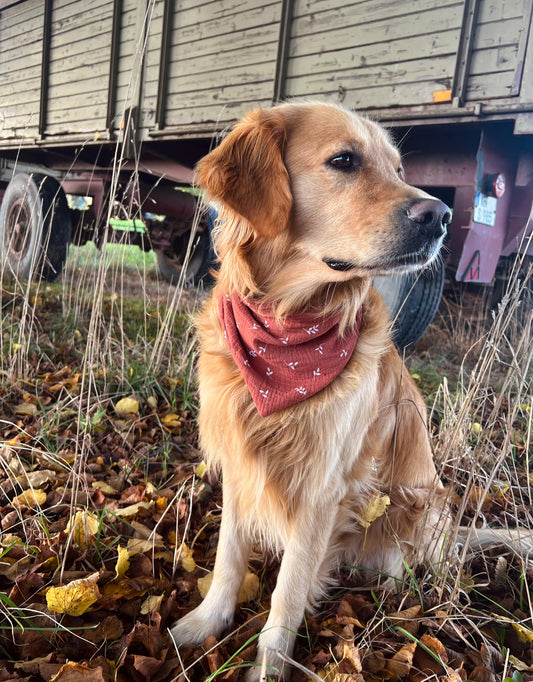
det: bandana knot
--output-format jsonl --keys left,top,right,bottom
{"left": 219, "top": 294, "right": 363, "bottom": 417}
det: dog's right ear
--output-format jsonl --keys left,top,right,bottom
{"left": 197, "top": 108, "right": 292, "bottom": 239}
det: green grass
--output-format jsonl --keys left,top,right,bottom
{"left": 66, "top": 242, "right": 158, "bottom": 273}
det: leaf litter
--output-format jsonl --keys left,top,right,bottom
{"left": 0, "top": 275, "right": 532, "bottom": 681}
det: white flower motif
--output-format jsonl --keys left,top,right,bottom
{"left": 242, "top": 357, "right": 250, "bottom": 367}
{"left": 259, "top": 389, "right": 269, "bottom": 399}
{"left": 266, "top": 367, "right": 274, "bottom": 376}
{"left": 252, "top": 323, "right": 260, "bottom": 329}
{"left": 295, "top": 386, "right": 307, "bottom": 395}
{"left": 305, "top": 324, "right": 320, "bottom": 335}
{"left": 258, "top": 345, "right": 266, "bottom": 355}
{"left": 249, "top": 349, "right": 257, "bottom": 357}
{"left": 286, "top": 361, "right": 299, "bottom": 370}
{"left": 313, "top": 368, "right": 321, "bottom": 378}
{"left": 279, "top": 336, "right": 289, "bottom": 345}
{"left": 340, "top": 349, "right": 348, "bottom": 358}
{"left": 315, "top": 345, "right": 323, "bottom": 354}
{"left": 263, "top": 319, "right": 270, "bottom": 328}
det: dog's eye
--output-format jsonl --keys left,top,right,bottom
{"left": 328, "top": 152, "right": 358, "bottom": 172}
{"left": 397, "top": 165, "right": 405, "bottom": 180}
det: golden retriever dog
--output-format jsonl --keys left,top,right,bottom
{"left": 170, "top": 101, "right": 453, "bottom": 680}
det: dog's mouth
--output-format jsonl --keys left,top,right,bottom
{"left": 322, "top": 238, "right": 444, "bottom": 275}
{"left": 322, "top": 258, "right": 357, "bottom": 272}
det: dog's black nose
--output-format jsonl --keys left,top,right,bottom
{"left": 406, "top": 199, "right": 451, "bottom": 238}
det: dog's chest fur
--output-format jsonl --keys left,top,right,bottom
{"left": 195, "top": 286, "right": 391, "bottom": 550}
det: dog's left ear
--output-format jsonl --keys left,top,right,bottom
{"left": 197, "top": 108, "right": 292, "bottom": 239}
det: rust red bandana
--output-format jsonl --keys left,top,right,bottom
{"left": 219, "top": 294, "right": 363, "bottom": 417}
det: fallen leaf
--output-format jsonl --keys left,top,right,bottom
{"left": 197, "top": 570, "right": 259, "bottom": 603}
{"left": 180, "top": 543, "right": 196, "bottom": 572}
{"left": 65, "top": 510, "right": 99, "bottom": 548}
{"left": 359, "top": 494, "right": 390, "bottom": 528}
{"left": 140, "top": 594, "right": 164, "bottom": 615}
{"left": 12, "top": 488, "right": 47, "bottom": 509}
{"left": 14, "top": 403, "right": 38, "bottom": 416}
{"left": 18, "top": 469, "right": 56, "bottom": 488}
{"left": 115, "top": 397, "right": 139, "bottom": 416}
{"left": 115, "top": 500, "right": 153, "bottom": 518}
{"left": 49, "top": 661, "right": 106, "bottom": 681}
{"left": 386, "top": 641, "right": 416, "bottom": 678}
{"left": 46, "top": 572, "right": 101, "bottom": 616}
{"left": 91, "top": 481, "right": 118, "bottom": 495}
{"left": 114, "top": 546, "right": 130, "bottom": 580}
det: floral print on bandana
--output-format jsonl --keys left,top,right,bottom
{"left": 219, "top": 294, "right": 363, "bottom": 417}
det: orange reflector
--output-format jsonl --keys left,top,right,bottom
{"left": 433, "top": 89, "right": 452, "bottom": 103}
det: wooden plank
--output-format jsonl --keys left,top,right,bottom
{"left": 171, "top": 0, "right": 278, "bottom": 29}
{"left": 167, "top": 41, "right": 279, "bottom": 80}
{"left": 288, "top": 30, "right": 458, "bottom": 77}
{"left": 291, "top": 0, "right": 462, "bottom": 38}
{"left": 47, "top": 75, "right": 109, "bottom": 104}
{"left": 51, "top": 0, "right": 109, "bottom": 21}
{"left": 466, "top": 73, "right": 518, "bottom": 99}
{"left": 469, "top": 45, "right": 520, "bottom": 76}
{"left": 47, "top": 52, "right": 111, "bottom": 78}
{"left": 166, "top": 61, "right": 278, "bottom": 98}
{"left": 163, "top": 98, "right": 274, "bottom": 128}
{"left": 0, "top": 7, "right": 42, "bottom": 38}
{"left": 171, "top": 2, "right": 281, "bottom": 47}
{"left": 290, "top": 5, "right": 475, "bottom": 58}
{"left": 285, "top": 54, "right": 456, "bottom": 96}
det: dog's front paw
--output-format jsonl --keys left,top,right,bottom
{"left": 245, "top": 648, "right": 285, "bottom": 682}
{"left": 170, "top": 603, "right": 231, "bottom": 647}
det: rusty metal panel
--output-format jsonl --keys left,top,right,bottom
{"left": 0, "top": 0, "right": 44, "bottom": 141}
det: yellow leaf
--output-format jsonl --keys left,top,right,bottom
{"left": 18, "top": 469, "right": 56, "bottom": 488}
{"left": 115, "top": 500, "right": 153, "bottom": 518}
{"left": 91, "top": 481, "right": 118, "bottom": 495}
{"left": 161, "top": 413, "right": 181, "bottom": 428}
{"left": 359, "top": 494, "right": 390, "bottom": 529}
{"left": 46, "top": 572, "right": 100, "bottom": 616}
{"left": 197, "top": 572, "right": 212, "bottom": 599}
{"left": 12, "top": 488, "right": 47, "bottom": 509}
{"left": 140, "top": 593, "right": 164, "bottom": 615}
{"left": 115, "top": 397, "right": 139, "bottom": 416}
{"left": 471, "top": 422, "right": 482, "bottom": 435}
{"left": 156, "top": 496, "right": 168, "bottom": 510}
{"left": 180, "top": 543, "right": 196, "bottom": 572}
{"left": 14, "top": 403, "right": 38, "bottom": 416}
{"left": 238, "top": 571, "right": 260, "bottom": 603}
{"left": 197, "top": 570, "right": 259, "bottom": 603}
{"left": 195, "top": 461, "right": 207, "bottom": 478}
{"left": 512, "top": 621, "right": 533, "bottom": 643}
{"left": 146, "top": 396, "right": 158, "bottom": 410}
{"left": 114, "top": 546, "right": 130, "bottom": 581}
{"left": 65, "top": 510, "right": 99, "bottom": 549}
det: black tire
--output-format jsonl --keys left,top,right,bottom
{"left": 157, "top": 207, "right": 216, "bottom": 286}
{"left": 373, "top": 261, "right": 445, "bottom": 350}
{"left": 0, "top": 173, "right": 71, "bottom": 282}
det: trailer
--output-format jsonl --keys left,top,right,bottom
{"left": 0, "top": 0, "right": 532, "bottom": 343}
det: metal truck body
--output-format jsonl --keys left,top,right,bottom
{"left": 0, "top": 0, "right": 531, "bottom": 291}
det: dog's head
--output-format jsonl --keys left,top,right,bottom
{"left": 198, "top": 102, "right": 450, "bottom": 302}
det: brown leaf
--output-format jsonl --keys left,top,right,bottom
{"left": 386, "top": 642, "right": 416, "bottom": 679}
{"left": 49, "top": 661, "right": 107, "bottom": 681}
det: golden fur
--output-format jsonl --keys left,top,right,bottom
{"left": 170, "top": 102, "right": 453, "bottom": 680}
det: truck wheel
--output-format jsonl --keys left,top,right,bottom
{"left": 491, "top": 255, "right": 533, "bottom": 323}
{"left": 373, "top": 260, "right": 445, "bottom": 350}
{"left": 0, "top": 173, "right": 71, "bottom": 282}
{"left": 157, "top": 208, "right": 216, "bottom": 286}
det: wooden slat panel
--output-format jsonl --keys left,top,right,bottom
{"left": 46, "top": 0, "right": 113, "bottom": 134}
{"left": 0, "top": 0, "right": 43, "bottom": 140}
{"left": 163, "top": 0, "right": 282, "bottom": 128}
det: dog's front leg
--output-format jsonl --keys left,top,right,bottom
{"left": 247, "top": 503, "right": 337, "bottom": 682}
{"left": 170, "top": 485, "right": 250, "bottom": 646}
